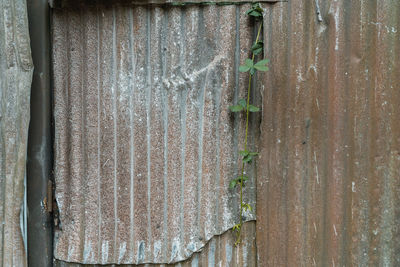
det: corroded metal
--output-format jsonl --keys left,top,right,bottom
{"left": 49, "top": 0, "right": 285, "bottom": 9}
{"left": 257, "top": 0, "right": 400, "bottom": 266}
{"left": 26, "top": 0, "right": 54, "bottom": 266}
{"left": 54, "top": 221, "right": 256, "bottom": 266}
{"left": 0, "top": 0, "right": 33, "bottom": 266}
{"left": 52, "top": 3, "right": 259, "bottom": 265}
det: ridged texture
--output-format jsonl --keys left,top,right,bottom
{"left": 52, "top": 3, "right": 260, "bottom": 265}
{"left": 49, "top": 0, "right": 284, "bottom": 9}
{"left": 55, "top": 221, "right": 256, "bottom": 267}
{"left": 0, "top": 0, "right": 33, "bottom": 266}
{"left": 257, "top": 0, "right": 400, "bottom": 266}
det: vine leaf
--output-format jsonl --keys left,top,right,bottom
{"left": 237, "top": 175, "right": 249, "bottom": 187}
{"left": 230, "top": 175, "right": 249, "bottom": 189}
{"left": 229, "top": 98, "right": 247, "bottom": 112}
{"left": 239, "top": 58, "right": 255, "bottom": 74}
{"left": 251, "top": 41, "right": 264, "bottom": 55}
{"left": 229, "top": 105, "right": 244, "bottom": 112}
{"left": 248, "top": 104, "right": 260, "bottom": 112}
{"left": 246, "top": 3, "right": 263, "bottom": 18}
{"left": 242, "top": 203, "right": 253, "bottom": 212}
{"left": 233, "top": 224, "right": 241, "bottom": 232}
{"left": 240, "top": 150, "right": 259, "bottom": 163}
{"left": 238, "top": 99, "right": 247, "bottom": 108}
{"left": 229, "top": 179, "right": 237, "bottom": 189}
{"left": 254, "top": 59, "right": 269, "bottom": 72}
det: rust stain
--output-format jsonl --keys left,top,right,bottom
{"left": 52, "top": 3, "right": 259, "bottom": 265}
{"left": 257, "top": 0, "right": 400, "bottom": 266}
{"left": 54, "top": 221, "right": 256, "bottom": 267}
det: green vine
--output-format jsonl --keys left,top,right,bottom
{"left": 229, "top": 3, "right": 268, "bottom": 246}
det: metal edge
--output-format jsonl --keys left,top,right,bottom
{"left": 49, "top": 0, "right": 288, "bottom": 9}
{"left": 26, "top": 0, "right": 53, "bottom": 266}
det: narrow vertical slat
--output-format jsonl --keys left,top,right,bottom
{"left": 98, "top": 6, "right": 116, "bottom": 263}
{"left": 149, "top": 7, "right": 167, "bottom": 263}
{"left": 131, "top": 6, "right": 149, "bottom": 264}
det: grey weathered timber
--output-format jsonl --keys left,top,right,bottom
{"left": 0, "top": 0, "right": 33, "bottom": 266}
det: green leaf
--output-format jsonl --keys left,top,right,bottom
{"left": 246, "top": 3, "right": 263, "bottom": 18}
{"left": 229, "top": 179, "right": 237, "bottom": 189}
{"left": 239, "top": 150, "right": 249, "bottom": 157}
{"left": 239, "top": 65, "right": 250, "bottom": 72}
{"left": 249, "top": 152, "right": 259, "bottom": 156}
{"left": 243, "top": 154, "right": 253, "bottom": 163}
{"left": 253, "top": 47, "right": 263, "bottom": 55}
{"left": 254, "top": 59, "right": 269, "bottom": 72}
{"left": 248, "top": 104, "right": 260, "bottom": 112}
{"left": 242, "top": 203, "right": 253, "bottom": 212}
{"left": 229, "top": 105, "right": 244, "bottom": 112}
{"left": 251, "top": 41, "right": 264, "bottom": 55}
{"left": 236, "top": 175, "right": 249, "bottom": 184}
{"left": 238, "top": 99, "right": 247, "bottom": 108}
{"left": 233, "top": 224, "right": 241, "bottom": 232}
{"left": 250, "top": 67, "right": 256, "bottom": 75}
{"left": 244, "top": 58, "right": 254, "bottom": 67}
{"left": 249, "top": 10, "right": 262, "bottom": 17}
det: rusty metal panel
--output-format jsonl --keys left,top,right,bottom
{"left": 52, "top": 3, "right": 259, "bottom": 265}
{"left": 0, "top": 0, "right": 33, "bottom": 266}
{"left": 49, "top": 0, "right": 286, "bottom": 9}
{"left": 257, "top": 0, "right": 400, "bottom": 266}
{"left": 54, "top": 221, "right": 256, "bottom": 266}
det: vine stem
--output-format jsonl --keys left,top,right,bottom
{"left": 236, "top": 21, "right": 263, "bottom": 245}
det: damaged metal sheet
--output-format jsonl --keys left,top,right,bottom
{"left": 49, "top": 0, "right": 285, "bottom": 9}
{"left": 52, "top": 3, "right": 260, "bottom": 265}
{"left": 257, "top": 0, "right": 400, "bottom": 266}
{"left": 54, "top": 221, "right": 257, "bottom": 266}
{"left": 0, "top": 0, "right": 33, "bottom": 266}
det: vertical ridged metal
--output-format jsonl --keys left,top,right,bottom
{"left": 54, "top": 221, "right": 256, "bottom": 267}
{"left": 0, "top": 0, "right": 33, "bottom": 266}
{"left": 52, "top": 3, "right": 258, "bottom": 265}
{"left": 257, "top": 0, "right": 400, "bottom": 266}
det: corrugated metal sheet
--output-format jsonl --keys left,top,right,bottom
{"left": 49, "top": 0, "right": 284, "bottom": 9}
{"left": 257, "top": 0, "right": 400, "bottom": 266}
{"left": 0, "top": 0, "right": 33, "bottom": 266}
{"left": 52, "top": 3, "right": 260, "bottom": 265}
{"left": 54, "top": 221, "right": 256, "bottom": 267}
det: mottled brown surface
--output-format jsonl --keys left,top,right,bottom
{"left": 257, "top": 1, "right": 400, "bottom": 266}
{"left": 54, "top": 221, "right": 256, "bottom": 267}
{"left": 0, "top": 0, "right": 33, "bottom": 266}
{"left": 52, "top": 3, "right": 259, "bottom": 265}
{"left": 49, "top": 0, "right": 284, "bottom": 9}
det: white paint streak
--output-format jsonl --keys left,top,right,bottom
{"left": 102, "top": 240, "right": 109, "bottom": 264}
{"left": 83, "top": 239, "right": 92, "bottom": 262}
{"left": 118, "top": 242, "right": 127, "bottom": 263}
{"left": 154, "top": 240, "right": 162, "bottom": 258}
{"left": 314, "top": 151, "right": 320, "bottom": 184}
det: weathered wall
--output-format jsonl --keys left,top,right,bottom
{"left": 0, "top": 0, "right": 33, "bottom": 266}
{"left": 54, "top": 221, "right": 256, "bottom": 267}
{"left": 257, "top": 0, "right": 400, "bottom": 266}
{"left": 52, "top": 3, "right": 260, "bottom": 265}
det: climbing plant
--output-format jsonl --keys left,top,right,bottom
{"left": 229, "top": 3, "right": 268, "bottom": 246}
